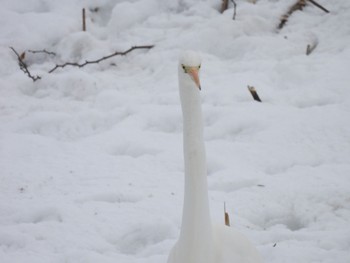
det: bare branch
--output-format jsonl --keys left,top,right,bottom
{"left": 11, "top": 45, "right": 154, "bottom": 81}
{"left": 28, "top": 49, "right": 56, "bottom": 56}
{"left": 48, "top": 45, "right": 154, "bottom": 73}
{"left": 10, "top": 47, "right": 41, "bottom": 82}
{"left": 82, "top": 8, "right": 86, "bottom": 31}
{"left": 307, "top": 0, "right": 329, "bottom": 13}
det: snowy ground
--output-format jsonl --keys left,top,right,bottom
{"left": 1, "top": 0, "right": 350, "bottom": 262}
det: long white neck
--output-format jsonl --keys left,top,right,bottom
{"left": 177, "top": 69, "right": 214, "bottom": 263}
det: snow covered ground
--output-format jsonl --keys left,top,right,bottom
{"left": 1, "top": 0, "right": 350, "bottom": 262}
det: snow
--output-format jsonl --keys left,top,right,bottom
{"left": 1, "top": 0, "right": 350, "bottom": 262}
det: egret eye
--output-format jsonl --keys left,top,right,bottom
{"left": 198, "top": 64, "right": 201, "bottom": 69}
{"left": 182, "top": 65, "right": 186, "bottom": 69}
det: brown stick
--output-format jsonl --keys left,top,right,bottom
{"left": 307, "top": 0, "right": 329, "bottom": 13}
{"left": 221, "top": 0, "right": 229, "bottom": 13}
{"left": 248, "top": 86, "right": 262, "bottom": 102}
{"left": 48, "top": 45, "right": 154, "bottom": 73}
{"left": 10, "top": 47, "right": 41, "bottom": 82}
{"left": 82, "top": 8, "right": 86, "bottom": 31}
{"left": 224, "top": 202, "right": 230, "bottom": 227}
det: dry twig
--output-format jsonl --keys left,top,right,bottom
{"left": 28, "top": 49, "right": 56, "bottom": 56}
{"left": 224, "top": 202, "right": 231, "bottom": 227}
{"left": 248, "top": 86, "right": 262, "bottom": 102}
{"left": 11, "top": 45, "right": 154, "bottom": 81}
{"left": 308, "top": 0, "right": 329, "bottom": 13}
{"left": 82, "top": 8, "right": 86, "bottom": 31}
{"left": 48, "top": 45, "right": 154, "bottom": 73}
{"left": 10, "top": 47, "right": 41, "bottom": 82}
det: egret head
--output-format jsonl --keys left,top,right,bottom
{"left": 179, "top": 50, "right": 202, "bottom": 90}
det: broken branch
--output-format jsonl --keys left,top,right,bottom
{"left": 10, "top": 47, "right": 41, "bottom": 82}
{"left": 48, "top": 45, "right": 154, "bottom": 73}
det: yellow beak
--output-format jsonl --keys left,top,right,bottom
{"left": 188, "top": 67, "right": 201, "bottom": 90}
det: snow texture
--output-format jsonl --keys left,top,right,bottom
{"left": 1, "top": 0, "right": 350, "bottom": 262}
